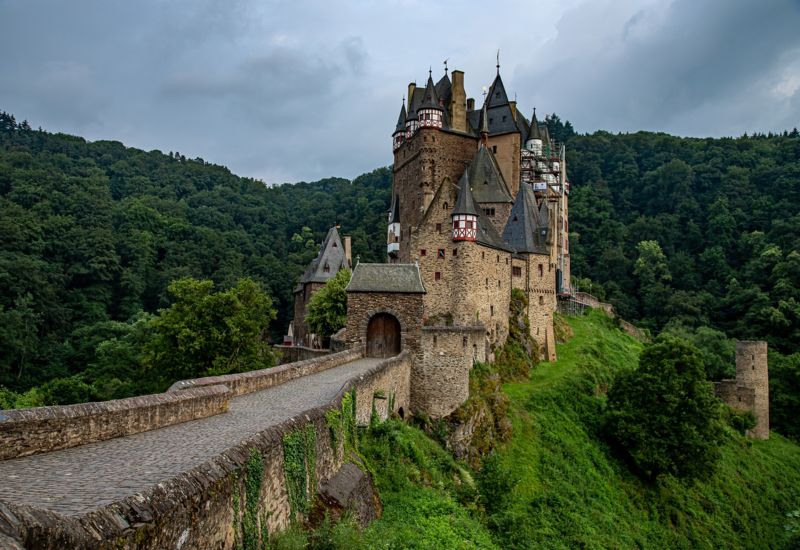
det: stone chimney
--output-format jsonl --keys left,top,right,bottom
{"left": 343, "top": 235, "right": 352, "bottom": 268}
{"left": 450, "top": 70, "right": 467, "bottom": 133}
{"left": 467, "top": 97, "right": 475, "bottom": 111}
{"left": 407, "top": 82, "right": 416, "bottom": 107}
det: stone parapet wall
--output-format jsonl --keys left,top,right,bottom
{"left": 0, "top": 385, "right": 231, "bottom": 460}
{"left": 275, "top": 345, "right": 332, "bottom": 365}
{"left": 0, "top": 352, "right": 412, "bottom": 549}
{"left": 169, "top": 348, "right": 363, "bottom": 396}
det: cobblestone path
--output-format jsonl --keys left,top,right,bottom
{"left": 0, "top": 358, "right": 381, "bottom": 516}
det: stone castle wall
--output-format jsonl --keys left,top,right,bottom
{"left": 344, "top": 292, "right": 424, "bottom": 359}
{"left": 0, "top": 385, "right": 231, "bottom": 460}
{"left": 414, "top": 326, "right": 486, "bottom": 418}
{"left": 392, "top": 128, "right": 478, "bottom": 262}
{"left": 0, "top": 352, "right": 413, "bottom": 549}
{"left": 714, "top": 341, "right": 769, "bottom": 439}
{"left": 293, "top": 281, "right": 325, "bottom": 346}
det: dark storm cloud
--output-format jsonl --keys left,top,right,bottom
{"left": 516, "top": 0, "right": 800, "bottom": 136}
{"left": 1, "top": 0, "right": 798, "bottom": 182}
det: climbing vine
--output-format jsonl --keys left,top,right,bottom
{"left": 231, "top": 448, "right": 266, "bottom": 550}
{"left": 282, "top": 425, "right": 317, "bottom": 518}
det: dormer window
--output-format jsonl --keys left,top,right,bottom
{"left": 323, "top": 263, "right": 330, "bottom": 273}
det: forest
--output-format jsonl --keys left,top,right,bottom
{"left": 0, "top": 111, "right": 798, "bottom": 437}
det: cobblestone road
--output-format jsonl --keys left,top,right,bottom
{"left": 0, "top": 358, "right": 381, "bottom": 516}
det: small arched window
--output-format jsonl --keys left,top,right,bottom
{"left": 443, "top": 202, "right": 449, "bottom": 210}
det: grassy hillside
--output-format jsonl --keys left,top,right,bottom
{"left": 287, "top": 310, "right": 800, "bottom": 549}
{"left": 493, "top": 310, "right": 800, "bottom": 548}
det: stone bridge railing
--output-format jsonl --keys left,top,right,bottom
{"left": 0, "top": 348, "right": 364, "bottom": 461}
{"left": 0, "top": 350, "right": 412, "bottom": 550}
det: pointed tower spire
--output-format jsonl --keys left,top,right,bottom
{"left": 393, "top": 99, "right": 407, "bottom": 151}
{"left": 418, "top": 71, "right": 443, "bottom": 129}
{"left": 452, "top": 168, "right": 479, "bottom": 242}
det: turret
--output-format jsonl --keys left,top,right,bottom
{"left": 525, "top": 108, "right": 543, "bottom": 156}
{"left": 417, "top": 71, "right": 443, "bottom": 129}
{"left": 452, "top": 169, "right": 478, "bottom": 242}
{"left": 479, "top": 103, "right": 489, "bottom": 147}
{"left": 393, "top": 100, "right": 407, "bottom": 151}
{"left": 387, "top": 194, "right": 401, "bottom": 258}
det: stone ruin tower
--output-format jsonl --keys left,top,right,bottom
{"left": 715, "top": 341, "right": 769, "bottom": 439}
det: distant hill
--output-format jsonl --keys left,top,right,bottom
{"left": 0, "top": 112, "right": 390, "bottom": 393}
{"left": 2, "top": 113, "right": 798, "bottom": 434}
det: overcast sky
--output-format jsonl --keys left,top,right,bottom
{"left": 2, "top": 0, "right": 799, "bottom": 183}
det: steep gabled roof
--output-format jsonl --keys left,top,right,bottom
{"left": 527, "top": 109, "right": 542, "bottom": 141}
{"left": 298, "top": 226, "right": 349, "bottom": 285}
{"left": 476, "top": 209, "right": 515, "bottom": 252}
{"left": 346, "top": 263, "right": 426, "bottom": 294}
{"left": 452, "top": 169, "right": 479, "bottom": 216}
{"left": 394, "top": 102, "right": 407, "bottom": 134}
{"left": 435, "top": 74, "right": 451, "bottom": 105}
{"left": 419, "top": 74, "right": 442, "bottom": 111}
{"left": 502, "top": 185, "right": 549, "bottom": 255}
{"left": 469, "top": 146, "right": 513, "bottom": 204}
{"left": 407, "top": 86, "right": 424, "bottom": 120}
{"left": 486, "top": 74, "right": 510, "bottom": 108}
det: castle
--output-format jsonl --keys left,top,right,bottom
{"left": 292, "top": 61, "right": 572, "bottom": 418}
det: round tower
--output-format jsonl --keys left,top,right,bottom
{"left": 452, "top": 169, "right": 478, "bottom": 242}
{"left": 735, "top": 340, "right": 769, "bottom": 439}
{"left": 417, "top": 71, "right": 443, "bottom": 129}
{"left": 525, "top": 108, "right": 544, "bottom": 156}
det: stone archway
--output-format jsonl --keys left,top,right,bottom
{"left": 366, "top": 312, "right": 401, "bottom": 358}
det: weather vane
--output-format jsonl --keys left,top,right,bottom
{"left": 496, "top": 49, "right": 500, "bottom": 74}
{"left": 443, "top": 58, "right": 449, "bottom": 74}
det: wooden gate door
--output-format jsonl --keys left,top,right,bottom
{"left": 366, "top": 313, "right": 401, "bottom": 358}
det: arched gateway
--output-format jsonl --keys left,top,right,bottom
{"left": 366, "top": 313, "right": 401, "bottom": 358}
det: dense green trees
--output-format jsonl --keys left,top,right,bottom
{"left": 0, "top": 112, "right": 390, "bottom": 398}
{"left": 305, "top": 268, "right": 351, "bottom": 345}
{"left": 605, "top": 336, "right": 725, "bottom": 480}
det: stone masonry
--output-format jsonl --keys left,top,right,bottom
{"left": 714, "top": 340, "right": 769, "bottom": 439}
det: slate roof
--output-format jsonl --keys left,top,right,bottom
{"left": 527, "top": 109, "right": 542, "bottom": 141}
{"left": 468, "top": 146, "right": 513, "bottom": 204}
{"left": 419, "top": 74, "right": 442, "bottom": 111}
{"left": 389, "top": 194, "right": 400, "bottom": 223}
{"left": 346, "top": 263, "right": 426, "bottom": 294}
{"left": 394, "top": 102, "right": 406, "bottom": 134}
{"left": 297, "top": 226, "right": 349, "bottom": 286}
{"left": 452, "top": 169, "right": 479, "bottom": 216}
{"left": 502, "top": 185, "right": 549, "bottom": 255}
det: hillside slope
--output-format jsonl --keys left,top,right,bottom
{"left": 299, "top": 311, "right": 800, "bottom": 549}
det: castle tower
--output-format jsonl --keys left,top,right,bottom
{"left": 452, "top": 170, "right": 478, "bottom": 242}
{"left": 735, "top": 341, "right": 769, "bottom": 440}
{"left": 393, "top": 100, "right": 406, "bottom": 151}
{"left": 387, "top": 194, "right": 401, "bottom": 258}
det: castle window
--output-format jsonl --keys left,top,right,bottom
{"left": 498, "top": 280, "right": 501, "bottom": 288}
{"left": 489, "top": 118, "right": 494, "bottom": 124}
{"left": 463, "top": 336, "right": 468, "bottom": 348}
{"left": 452, "top": 248, "right": 458, "bottom": 257}
{"left": 435, "top": 271, "right": 441, "bottom": 281}
{"left": 496, "top": 254, "right": 500, "bottom": 263}
{"left": 332, "top": 242, "right": 337, "bottom": 247}
{"left": 538, "top": 264, "right": 544, "bottom": 277}
{"left": 443, "top": 202, "right": 449, "bottom": 210}
{"left": 484, "top": 180, "right": 488, "bottom": 185}
{"left": 539, "top": 296, "right": 544, "bottom": 305}
{"left": 436, "top": 223, "right": 442, "bottom": 233}
{"left": 492, "top": 145, "right": 497, "bottom": 154}
{"left": 485, "top": 277, "right": 489, "bottom": 288}
{"left": 323, "top": 263, "right": 330, "bottom": 273}
{"left": 420, "top": 249, "right": 426, "bottom": 256}
{"left": 484, "top": 207, "right": 495, "bottom": 217}
{"left": 502, "top": 115, "right": 507, "bottom": 122}
{"left": 506, "top": 258, "right": 509, "bottom": 265}
{"left": 482, "top": 251, "right": 485, "bottom": 259}
{"left": 513, "top": 266, "right": 522, "bottom": 277}
{"left": 438, "top": 249, "right": 445, "bottom": 258}
{"left": 433, "top": 335, "right": 437, "bottom": 347}
{"left": 490, "top": 305, "right": 494, "bottom": 316}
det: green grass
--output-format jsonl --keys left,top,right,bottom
{"left": 297, "top": 309, "right": 800, "bottom": 549}
{"left": 495, "top": 309, "right": 800, "bottom": 549}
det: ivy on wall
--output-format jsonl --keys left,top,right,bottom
{"left": 283, "top": 425, "right": 317, "bottom": 518}
{"left": 232, "top": 448, "right": 268, "bottom": 550}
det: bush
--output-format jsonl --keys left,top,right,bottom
{"left": 605, "top": 335, "right": 725, "bottom": 481}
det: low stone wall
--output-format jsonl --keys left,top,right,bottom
{"left": 0, "top": 352, "right": 412, "bottom": 549}
{"left": 0, "top": 385, "right": 231, "bottom": 460}
{"left": 275, "top": 345, "right": 332, "bottom": 365}
{"left": 168, "top": 347, "right": 363, "bottom": 396}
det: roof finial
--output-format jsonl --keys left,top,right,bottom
{"left": 443, "top": 58, "right": 449, "bottom": 74}
{"left": 496, "top": 49, "right": 500, "bottom": 75}
{"left": 429, "top": 66, "right": 432, "bottom": 78}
